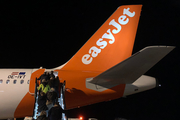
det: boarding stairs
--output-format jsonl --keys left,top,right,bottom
{"left": 33, "top": 78, "right": 66, "bottom": 120}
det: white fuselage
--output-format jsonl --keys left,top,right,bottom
{"left": 0, "top": 69, "right": 34, "bottom": 119}
{"left": 0, "top": 68, "right": 157, "bottom": 119}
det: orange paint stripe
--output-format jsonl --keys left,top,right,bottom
{"left": 14, "top": 92, "right": 35, "bottom": 118}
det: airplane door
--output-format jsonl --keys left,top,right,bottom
{"left": 29, "top": 69, "right": 45, "bottom": 95}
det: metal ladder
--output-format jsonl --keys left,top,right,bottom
{"left": 58, "top": 81, "right": 67, "bottom": 120}
{"left": 33, "top": 78, "right": 39, "bottom": 119}
{"left": 33, "top": 79, "right": 67, "bottom": 120}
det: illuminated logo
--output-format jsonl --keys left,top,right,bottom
{"left": 8, "top": 72, "right": 26, "bottom": 79}
{"left": 82, "top": 8, "right": 135, "bottom": 65}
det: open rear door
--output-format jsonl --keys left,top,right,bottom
{"left": 29, "top": 69, "right": 45, "bottom": 95}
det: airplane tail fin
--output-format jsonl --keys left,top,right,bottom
{"left": 59, "top": 5, "right": 142, "bottom": 72}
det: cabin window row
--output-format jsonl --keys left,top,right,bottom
{"left": 0, "top": 79, "right": 29, "bottom": 84}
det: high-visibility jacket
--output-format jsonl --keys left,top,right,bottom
{"left": 38, "top": 84, "right": 50, "bottom": 93}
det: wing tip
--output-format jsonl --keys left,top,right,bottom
{"left": 140, "top": 46, "right": 175, "bottom": 52}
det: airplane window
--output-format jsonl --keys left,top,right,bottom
{"left": 27, "top": 80, "right": 29, "bottom": 84}
{"left": 20, "top": 80, "right": 24, "bottom": 84}
{"left": 13, "top": 80, "right": 17, "bottom": 84}
{"left": 0, "top": 80, "right": 3, "bottom": 84}
{"left": 6, "top": 80, "right": 10, "bottom": 84}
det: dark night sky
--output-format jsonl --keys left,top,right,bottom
{"left": 0, "top": 0, "right": 179, "bottom": 120}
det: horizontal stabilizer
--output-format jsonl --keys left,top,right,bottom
{"left": 89, "top": 46, "right": 175, "bottom": 87}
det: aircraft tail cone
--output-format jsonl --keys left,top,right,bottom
{"left": 156, "top": 78, "right": 161, "bottom": 87}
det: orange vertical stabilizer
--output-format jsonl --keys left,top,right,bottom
{"left": 61, "top": 5, "right": 142, "bottom": 72}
